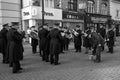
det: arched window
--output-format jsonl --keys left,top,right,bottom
{"left": 87, "top": 0, "right": 95, "bottom": 13}
{"left": 101, "top": 3, "right": 107, "bottom": 15}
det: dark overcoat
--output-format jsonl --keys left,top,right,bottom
{"left": 0, "top": 28, "right": 8, "bottom": 54}
{"left": 48, "top": 28, "right": 62, "bottom": 55}
{"left": 106, "top": 30, "right": 114, "bottom": 47}
{"left": 38, "top": 28, "right": 49, "bottom": 51}
{"left": 74, "top": 30, "right": 82, "bottom": 46}
{"left": 7, "top": 28, "right": 23, "bottom": 62}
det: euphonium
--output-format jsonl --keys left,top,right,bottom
{"left": 30, "top": 30, "right": 39, "bottom": 40}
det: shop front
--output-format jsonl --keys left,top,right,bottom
{"left": 22, "top": 6, "right": 62, "bottom": 31}
{"left": 62, "top": 11, "right": 84, "bottom": 30}
{"left": 85, "top": 13, "right": 111, "bottom": 30}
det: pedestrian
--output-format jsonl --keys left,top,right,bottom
{"left": 73, "top": 25, "right": 83, "bottom": 52}
{"left": 106, "top": 27, "right": 115, "bottom": 53}
{"left": 30, "top": 26, "right": 38, "bottom": 54}
{"left": 7, "top": 22, "right": 23, "bottom": 73}
{"left": 97, "top": 24, "right": 106, "bottom": 51}
{"left": 38, "top": 24, "right": 49, "bottom": 61}
{"left": 0, "top": 23, "right": 9, "bottom": 64}
{"left": 48, "top": 23, "right": 62, "bottom": 65}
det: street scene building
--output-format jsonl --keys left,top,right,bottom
{"left": 0, "top": 0, "right": 21, "bottom": 29}
{"left": 0, "top": 0, "right": 120, "bottom": 80}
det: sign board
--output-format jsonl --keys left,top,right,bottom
{"left": 91, "top": 17, "right": 108, "bottom": 23}
{"left": 22, "top": 6, "right": 62, "bottom": 20}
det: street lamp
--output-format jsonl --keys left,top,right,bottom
{"left": 42, "top": 0, "right": 44, "bottom": 26}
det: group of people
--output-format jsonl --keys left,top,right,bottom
{"left": 0, "top": 22, "right": 115, "bottom": 73}
{"left": 0, "top": 22, "right": 25, "bottom": 73}
{"left": 29, "top": 23, "right": 72, "bottom": 65}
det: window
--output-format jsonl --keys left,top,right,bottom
{"left": 44, "top": 0, "right": 54, "bottom": 8}
{"left": 68, "top": 0, "right": 77, "bottom": 11}
{"left": 32, "top": 0, "right": 40, "bottom": 6}
{"left": 87, "top": 0, "right": 94, "bottom": 13}
{"left": 101, "top": 3, "right": 107, "bottom": 15}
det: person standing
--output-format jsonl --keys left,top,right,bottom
{"left": 74, "top": 25, "right": 83, "bottom": 52}
{"left": 106, "top": 27, "right": 115, "bottom": 53}
{"left": 48, "top": 23, "right": 62, "bottom": 65}
{"left": 38, "top": 24, "right": 49, "bottom": 61}
{"left": 0, "top": 23, "right": 9, "bottom": 63}
{"left": 98, "top": 25, "right": 106, "bottom": 51}
{"left": 30, "top": 26, "right": 38, "bottom": 54}
{"left": 7, "top": 22, "right": 23, "bottom": 73}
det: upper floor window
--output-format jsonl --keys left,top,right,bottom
{"left": 68, "top": 0, "right": 77, "bottom": 11}
{"left": 101, "top": 3, "right": 107, "bottom": 15}
{"left": 87, "top": 0, "right": 95, "bottom": 13}
{"left": 45, "top": 0, "right": 54, "bottom": 8}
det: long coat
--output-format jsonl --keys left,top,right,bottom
{"left": 7, "top": 28, "right": 24, "bottom": 62}
{"left": 48, "top": 28, "right": 62, "bottom": 55}
{"left": 74, "top": 30, "right": 82, "bottom": 46}
{"left": 38, "top": 28, "right": 49, "bottom": 51}
{"left": 106, "top": 30, "right": 114, "bottom": 47}
{"left": 0, "top": 28, "right": 8, "bottom": 54}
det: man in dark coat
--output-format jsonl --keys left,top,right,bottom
{"left": 106, "top": 27, "right": 114, "bottom": 53}
{"left": 74, "top": 25, "right": 83, "bottom": 52}
{"left": 0, "top": 23, "right": 9, "bottom": 63}
{"left": 38, "top": 24, "right": 49, "bottom": 61}
{"left": 7, "top": 22, "right": 23, "bottom": 73}
{"left": 30, "top": 26, "right": 38, "bottom": 54}
{"left": 83, "top": 27, "right": 92, "bottom": 54}
{"left": 48, "top": 23, "right": 62, "bottom": 65}
{"left": 98, "top": 25, "right": 106, "bottom": 51}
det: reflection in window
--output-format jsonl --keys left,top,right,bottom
{"left": 87, "top": 0, "right": 94, "bottom": 13}
{"left": 101, "top": 3, "right": 107, "bottom": 15}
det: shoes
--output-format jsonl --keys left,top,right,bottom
{"left": 54, "top": 62, "right": 61, "bottom": 65}
{"left": 18, "top": 68, "right": 23, "bottom": 70}
{"left": 13, "top": 70, "right": 22, "bottom": 74}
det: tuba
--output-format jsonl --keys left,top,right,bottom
{"left": 30, "top": 30, "right": 39, "bottom": 40}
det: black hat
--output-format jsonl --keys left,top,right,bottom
{"left": 76, "top": 25, "right": 80, "bottom": 28}
{"left": 2, "top": 23, "right": 8, "bottom": 27}
{"left": 54, "top": 23, "right": 60, "bottom": 26}
{"left": 11, "top": 22, "right": 19, "bottom": 26}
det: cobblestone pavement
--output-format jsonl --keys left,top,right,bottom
{"left": 0, "top": 37, "right": 120, "bottom": 80}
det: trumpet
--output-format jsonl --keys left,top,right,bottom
{"left": 71, "top": 29, "right": 79, "bottom": 36}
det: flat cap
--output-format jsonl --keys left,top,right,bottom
{"left": 54, "top": 23, "right": 60, "bottom": 26}
{"left": 76, "top": 25, "right": 80, "bottom": 28}
{"left": 11, "top": 22, "right": 19, "bottom": 26}
{"left": 2, "top": 23, "right": 8, "bottom": 27}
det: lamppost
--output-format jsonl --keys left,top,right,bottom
{"left": 42, "top": 0, "right": 44, "bottom": 26}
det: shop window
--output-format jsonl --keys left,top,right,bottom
{"left": 101, "top": 3, "right": 107, "bottom": 15}
{"left": 87, "top": 0, "right": 95, "bottom": 13}
{"left": 68, "top": 0, "right": 77, "bottom": 11}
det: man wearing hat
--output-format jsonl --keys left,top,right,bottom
{"left": 0, "top": 23, "right": 9, "bottom": 63}
{"left": 48, "top": 23, "right": 62, "bottom": 65}
{"left": 74, "top": 25, "right": 83, "bottom": 52}
{"left": 7, "top": 22, "right": 24, "bottom": 73}
{"left": 38, "top": 24, "right": 49, "bottom": 62}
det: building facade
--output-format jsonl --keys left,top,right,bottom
{"left": 85, "top": 0, "right": 111, "bottom": 30}
{"left": 22, "top": 0, "right": 62, "bottom": 31}
{"left": 0, "top": 0, "right": 21, "bottom": 29}
{"left": 110, "top": 0, "right": 120, "bottom": 35}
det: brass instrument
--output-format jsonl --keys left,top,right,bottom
{"left": 30, "top": 30, "right": 39, "bottom": 40}
{"left": 71, "top": 29, "right": 79, "bottom": 36}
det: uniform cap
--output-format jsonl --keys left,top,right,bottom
{"left": 54, "top": 23, "right": 60, "bottom": 26}
{"left": 11, "top": 22, "right": 19, "bottom": 26}
{"left": 2, "top": 23, "right": 8, "bottom": 27}
{"left": 76, "top": 25, "right": 80, "bottom": 28}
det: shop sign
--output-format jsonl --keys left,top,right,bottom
{"left": 23, "top": 12, "right": 30, "bottom": 16}
{"left": 63, "top": 11, "right": 84, "bottom": 20}
{"left": 91, "top": 17, "right": 107, "bottom": 23}
{"left": 44, "top": 12, "right": 54, "bottom": 16}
